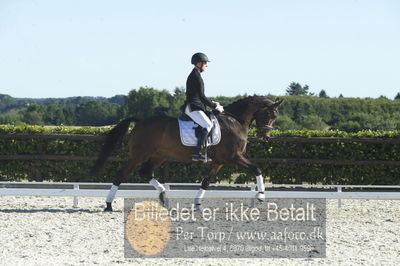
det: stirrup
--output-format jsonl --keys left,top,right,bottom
{"left": 192, "top": 154, "right": 212, "bottom": 163}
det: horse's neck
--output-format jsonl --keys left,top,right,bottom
{"left": 226, "top": 104, "right": 259, "bottom": 127}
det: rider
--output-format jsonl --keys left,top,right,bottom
{"left": 185, "top": 52, "right": 224, "bottom": 162}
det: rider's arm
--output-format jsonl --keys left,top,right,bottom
{"left": 200, "top": 91, "right": 217, "bottom": 109}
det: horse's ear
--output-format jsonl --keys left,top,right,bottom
{"left": 273, "top": 98, "right": 284, "bottom": 108}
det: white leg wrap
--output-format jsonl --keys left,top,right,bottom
{"left": 106, "top": 185, "right": 119, "bottom": 203}
{"left": 149, "top": 178, "right": 165, "bottom": 192}
{"left": 195, "top": 188, "right": 206, "bottom": 205}
{"left": 256, "top": 175, "right": 265, "bottom": 193}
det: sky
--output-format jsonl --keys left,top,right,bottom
{"left": 0, "top": 0, "right": 399, "bottom": 99}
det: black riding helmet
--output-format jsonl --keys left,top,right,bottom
{"left": 191, "top": 52, "right": 210, "bottom": 65}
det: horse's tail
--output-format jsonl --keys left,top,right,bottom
{"left": 90, "top": 117, "right": 140, "bottom": 176}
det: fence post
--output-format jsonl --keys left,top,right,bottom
{"left": 34, "top": 140, "right": 44, "bottom": 181}
{"left": 295, "top": 142, "right": 304, "bottom": 183}
{"left": 337, "top": 186, "right": 342, "bottom": 209}
{"left": 164, "top": 184, "right": 170, "bottom": 209}
{"left": 73, "top": 184, "right": 79, "bottom": 208}
{"left": 250, "top": 185, "right": 256, "bottom": 208}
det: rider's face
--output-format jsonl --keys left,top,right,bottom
{"left": 196, "top": 62, "right": 208, "bottom": 72}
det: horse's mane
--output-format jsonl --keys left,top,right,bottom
{"left": 224, "top": 96, "right": 274, "bottom": 113}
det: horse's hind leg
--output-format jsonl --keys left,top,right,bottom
{"left": 195, "top": 164, "right": 223, "bottom": 211}
{"left": 139, "top": 157, "right": 167, "bottom": 206}
{"left": 104, "top": 156, "right": 145, "bottom": 211}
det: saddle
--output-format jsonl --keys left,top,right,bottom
{"left": 177, "top": 111, "right": 221, "bottom": 147}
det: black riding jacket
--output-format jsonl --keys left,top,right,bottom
{"left": 185, "top": 68, "right": 217, "bottom": 112}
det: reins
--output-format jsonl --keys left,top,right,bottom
{"left": 218, "top": 111, "right": 274, "bottom": 130}
{"left": 220, "top": 111, "right": 245, "bottom": 125}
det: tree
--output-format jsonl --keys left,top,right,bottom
{"left": 0, "top": 112, "right": 22, "bottom": 124}
{"left": 125, "top": 87, "right": 183, "bottom": 119}
{"left": 127, "top": 87, "right": 165, "bottom": 118}
{"left": 298, "top": 115, "right": 329, "bottom": 130}
{"left": 4, "top": 88, "right": 400, "bottom": 130}
{"left": 274, "top": 115, "right": 301, "bottom": 130}
{"left": 395, "top": 92, "right": 400, "bottom": 100}
{"left": 20, "top": 104, "right": 45, "bottom": 125}
{"left": 109, "top": 95, "right": 127, "bottom": 105}
{"left": 43, "top": 104, "right": 66, "bottom": 125}
{"left": 169, "top": 87, "right": 186, "bottom": 116}
{"left": 75, "top": 101, "right": 119, "bottom": 126}
{"left": 337, "top": 121, "right": 362, "bottom": 132}
{"left": 286, "top": 82, "right": 312, "bottom": 96}
{"left": 318, "top": 90, "right": 329, "bottom": 98}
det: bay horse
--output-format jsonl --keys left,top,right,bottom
{"left": 91, "top": 96, "right": 283, "bottom": 211}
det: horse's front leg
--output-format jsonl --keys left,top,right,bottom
{"left": 195, "top": 164, "right": 223, "bottom": 211}
{"left": 235, "top": 155, "right": 265, "bottom": 201}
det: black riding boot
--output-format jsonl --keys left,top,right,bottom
{"left": 192, "top": 128, "right": 211, "bottom": 162}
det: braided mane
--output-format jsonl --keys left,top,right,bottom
{"left": 225, "top": 96, "right": 274, "bottom": 113}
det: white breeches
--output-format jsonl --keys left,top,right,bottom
{"left": 185, "top": 105, "right": 213, "bottom": 132}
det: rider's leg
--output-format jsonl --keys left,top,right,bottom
{"left": 185, "top": 107, "right": 213, "bottom": 132}
{"left": 185, "top": 108, "right": 213, "bottom": 161}
{"left": 192, "top": 128, "right": 210, "bottom": 161}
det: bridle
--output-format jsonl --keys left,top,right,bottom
{"left": 255, "top": 106, "right": 277, "bottom": 141}
{"left": 255, "top": 106, "right": 276, "bottom": 130}
{"left": 216, "top": 105, "right": 276, "bottom": 134}
{"left": 219, "top": 98, "right": 283, "bottom": 142}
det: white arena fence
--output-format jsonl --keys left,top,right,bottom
{"left": 1, "top": 182, "right": 400, "bottom": 209}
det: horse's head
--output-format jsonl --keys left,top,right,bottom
{"left": 254, "top": 98, "right": 284, "bottom": 141}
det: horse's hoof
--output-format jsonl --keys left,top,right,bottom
{"left": 256, "top": 192, "right": 265, "bottom": 202}
{"left": 195, "top": 204, "right": 203, "bottom": 212}
{"left": 104, "top": 202, "right": 113, "bottom": 212}
{"left": 159, "top": 191, "right": 169, "bottom": 208}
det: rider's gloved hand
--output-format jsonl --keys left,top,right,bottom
{"left": 215, "top": 103, "right": 224, "bottom": 113}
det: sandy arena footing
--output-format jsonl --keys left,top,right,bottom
{"left": 0, "top": 196, "right": 399, "bottom": 265}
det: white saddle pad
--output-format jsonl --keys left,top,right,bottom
{"left": 177, "top": 114, "right": 221, "bottom": 147}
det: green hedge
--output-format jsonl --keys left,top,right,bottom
{"left": 1, "top": 125, "right": 399, "bottom": 185}
{"left": 0, "top": 125, "right": 122, "bottom": 182}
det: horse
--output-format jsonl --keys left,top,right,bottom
{"left": 91, "top": 96, "right": 283, "bottom": 211}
